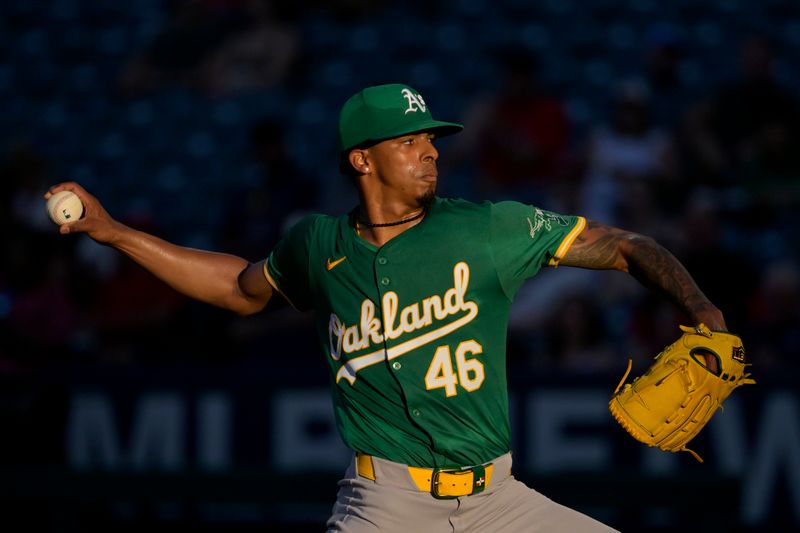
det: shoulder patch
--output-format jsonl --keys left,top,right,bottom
{"left": 526, "top": 208, "right": 569, "bottom": 238}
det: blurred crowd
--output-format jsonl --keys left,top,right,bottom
{"left": 1, "top": 0, "right": 799, "bottom": 376}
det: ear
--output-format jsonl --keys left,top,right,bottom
{"left": 348, "top": 149, "right": 371, "bottom": 175}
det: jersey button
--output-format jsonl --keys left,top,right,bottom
{"left": 392, "top": 361, "right": 401, "bottom": 370}
{"left": 380, "top": 277, "right": 390, "bottom": 286}
{"left": 377, "top": 257, "right": 388, "bottom": 265}
{"left": 411, "top": 408, "right": 421, "bottom": 417}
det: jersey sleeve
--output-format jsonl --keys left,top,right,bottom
{"left": 490, "top": 201, "right": 586, "bottom": 298}
{"left": 263, "top": 214, "right": 321, "bottom": 312}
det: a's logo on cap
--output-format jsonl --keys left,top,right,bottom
{"left": 401, "top": 88, "right": 427, "bottom": 114}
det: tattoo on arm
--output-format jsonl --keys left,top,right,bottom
{"left": 625, "top": 235, "right": 715, "bottom": 323}
{"left": 560, "top": 221, "right": 628, "bottom": 270}
{"left": 561, "top": 220, "right": 721, "bottom": 326}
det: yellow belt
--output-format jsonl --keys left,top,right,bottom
{"left": 356, "top": 453, "right": 495, "bottom": 499}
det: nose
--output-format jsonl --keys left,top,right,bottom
{"left": 422, "top": 138, "right": 439, "bottom": 163}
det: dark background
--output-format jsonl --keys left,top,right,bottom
{"left": 1, "top": 0, "right": 799, "bottom": 531}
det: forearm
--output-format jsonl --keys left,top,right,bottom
{"left": 561, "top": 220, "right": 725, "bottom": 329}
{"left": 622, "top": 235, "right": 725, "bottom": 329}
{"left": 110, "top": 222, "right": 268, "bottom": 314}
{"left": 46, "top": 182, "right": 274, "bottom": 315}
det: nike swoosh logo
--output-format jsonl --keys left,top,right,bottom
{"left": 326, "top": 256, "right": 347, "bottom": 271}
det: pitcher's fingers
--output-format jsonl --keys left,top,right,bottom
{"left": 44, "top": 182, "right": 90, "bottom": 201}
{"left": 59, "top": 217, "right": 89, "bottom": 235}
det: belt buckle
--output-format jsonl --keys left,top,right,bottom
{"left": 430, "top": 465, "right": 487, "bottom": 499}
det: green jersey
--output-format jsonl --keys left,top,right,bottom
{"left": 265, "top": 197, "right": 586, "bottom": 468}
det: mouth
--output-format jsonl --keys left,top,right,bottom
{"left": 420, "top": 172, "right": 438, "bottom": 183}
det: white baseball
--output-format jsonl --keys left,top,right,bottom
{"left": 46, "top": 190, "right": 84, "bottom": 225}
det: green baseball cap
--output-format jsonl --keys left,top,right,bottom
{"left": 337, "top": 83, "right": 463, "bottom": 153}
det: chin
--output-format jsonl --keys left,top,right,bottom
{"left": 417, "top": 189, "right": 436, "bottom": 208}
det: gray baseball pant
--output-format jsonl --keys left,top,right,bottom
{"left": 326, "top": 452, "right": 619, "bottom": 532}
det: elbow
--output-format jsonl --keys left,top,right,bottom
{"left": 231, "top": 297, "right": 267, "bottom": 317}
{"left": 617, "top": 233, "right": 659, "bottom": 273}
{"left": 233, "top": 306, "right": 259, "bottom": 318}
{"left": 219, "top": 292, "right": 267, "bottom": 317}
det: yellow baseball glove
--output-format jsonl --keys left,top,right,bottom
{"left": 609, "top": 324, "right": 754, "bottom": 462}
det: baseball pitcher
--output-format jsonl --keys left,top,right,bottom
{"left": 48, "top": 83, "right": 748, "bottom": 532}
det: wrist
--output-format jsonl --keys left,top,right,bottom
{"left": 692, "top": 304, "right": 726, "bottom": 331}
{"left": 105, "top": 220, "right": 133, "bottom": 247}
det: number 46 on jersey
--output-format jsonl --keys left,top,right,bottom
{"left": 425, "top": 340, "right": 485, "bottom": 397}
